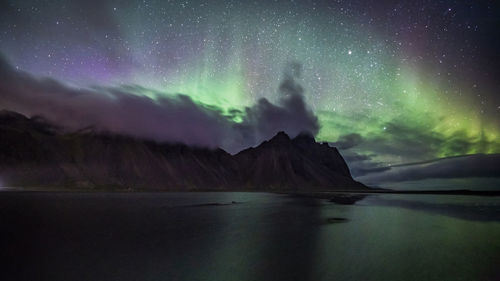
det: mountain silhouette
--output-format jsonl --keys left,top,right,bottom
{"left": 0, "top": 110, "right": 366, "bottom": 190}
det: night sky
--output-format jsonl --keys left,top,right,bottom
{"left": 1, "top": 0, "right": 499, "bottom": 188}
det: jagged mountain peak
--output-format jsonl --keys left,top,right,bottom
{"left": 0, "top": 110, "right": 367, "bottom": 191}
{"left": 268, "top": 131, "right": 291, "bottom": 142}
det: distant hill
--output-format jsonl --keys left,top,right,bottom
{"left": 0, "top": 110, "right": 367, "bottom": 191}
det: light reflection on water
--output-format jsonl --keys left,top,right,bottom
{"left": 1, "top": 192, "right": 499, "bottom": 281}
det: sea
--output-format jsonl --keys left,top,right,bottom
{"left": 1, "top": 191, "right": 499, "bottom": 281}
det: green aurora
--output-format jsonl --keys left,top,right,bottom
{"left": 118, "top": 7, "right": 499, "bottom": 166}
{"left": 1, "top": 0, "right": 499, "bottom": 174}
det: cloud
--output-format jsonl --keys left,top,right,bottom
{"left": 0, "top": 55, "right": 318, "bottom": 153}
{"left": 339, "top": 150, "right": 390, "bottom": 178}
{"left": 339, "top": 150, "right": 371, "bottom": 163}
{"left": 236, "top": 62, "right": 319, "bottom": 143}
{"left": 330, "top": 133, "right": 363, "bottom": 149}
{"left": 325, "top": 112, "right": 500, "bottom": 186}
{"left": 357, "top": 153, "right": 500, "bottom": 184}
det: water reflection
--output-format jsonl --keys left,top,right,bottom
{"left": 0, "top": 192, "right": 499, "bottom": 281}
{"left": 365, "top": 195, "right": 500, "bottom": 222}
{"left": 328, "top": 194, "right": 367, "bottom": 205}
{"left": 252, "top": 196, "right": 322, "bottom": 281}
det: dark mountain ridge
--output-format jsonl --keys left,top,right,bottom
{"left": 0, "top": 110, "right": 367, "bottom": 190}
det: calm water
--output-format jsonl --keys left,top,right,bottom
{"left": 1, "top": 192, "right": 499, "bottom": 281}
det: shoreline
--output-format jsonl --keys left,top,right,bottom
{"left": 288, "top": 189, "right": 500, "bottom": 197}
{"left": 0, "top": 187, "right": 499, "bottom": 196}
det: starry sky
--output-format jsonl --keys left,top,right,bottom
{"left": 1, "top": 0, "right": 499, "bottom": 188}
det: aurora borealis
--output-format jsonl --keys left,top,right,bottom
{"left": 1, "top": 0, "right": 499, "bottom": 188}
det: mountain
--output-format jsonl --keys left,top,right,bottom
{"left": 0, "top": 110, "right": 367, "bottom": 190}
{"left": 234, "top": 132, "right": 365, "bottom": 190}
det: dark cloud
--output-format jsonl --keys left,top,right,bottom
{"left": 330, "top": 133, "right": 363, "bottom": 149}
{"left": 341, "top": 150, "right": 371, "bottom": 162}
{"left": 357, "top": 153, "right": 500, "bottom": 184}
{"left": 0, "top": 57, "right": 230, "bottom": 148}
{"left": 319, "top": 109, "right": 499, "bottom": 184}
{"left": 352, "top": 166, "right": 391, "bottom": 178}
{"left": 0, "top": 54, "right": 319, "bottom": 153}
{"left": 336, "top": 119, "right": 499, "bottom": 165}
{"left": 357, "top": 122, "right": 444, "bottom": 160}
{"left": 340, "top": 150, "right": 389, "bottom": 178}
{"left": 220, "top": 63, "right": 319, "bottom": 151}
